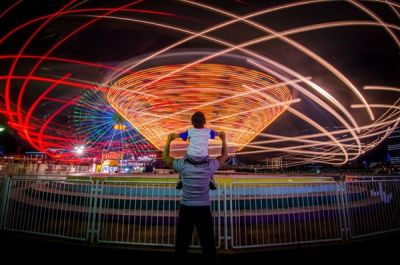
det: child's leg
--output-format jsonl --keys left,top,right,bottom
{"left": 209, "top": 177, "right": 217, "bottom": 190}
{"left": 176, "top": 174, "right": 183, "bottom": 189}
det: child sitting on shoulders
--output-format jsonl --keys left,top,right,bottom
{"left": 172, "top": 111, "right": 221, "bottom": 190}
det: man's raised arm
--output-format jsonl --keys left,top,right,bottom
{"left": 217, "top": 131, "right": 228, "bottom": 167}
{"left": 162, "top": 133, "right": 177, "bottom": 168}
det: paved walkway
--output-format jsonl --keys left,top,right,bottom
{"left": 0, "top": 231, "right": 399, "bottom": 265}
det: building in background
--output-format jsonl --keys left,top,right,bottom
{"left": 387, "top": 128, "right": 400, "bottom": 165}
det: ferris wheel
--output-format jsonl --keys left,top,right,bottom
{"left": 70, "top": 90, "right": 154, "bottom": 160}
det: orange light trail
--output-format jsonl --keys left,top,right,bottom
{"left": 1, "top": 0, "right": 399, "bottom": 166}
{"left": 108, "top": 64, "right": 292, "bottom": 156}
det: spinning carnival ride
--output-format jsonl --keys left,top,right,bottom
{"left": 0, "top": 0, "right": 399, "bottom": 166}
{"left": 70, "top": 90, "right": 153, "bottom": 161}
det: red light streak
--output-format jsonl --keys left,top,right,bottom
{"left": 0, "top": 0, "right": 23, "bottom": 19}
{"left": 0, "top": 0, "right": 398, "bottom": 165}
{"left": 15, "top": 1, "right": 144, "bottom": 128}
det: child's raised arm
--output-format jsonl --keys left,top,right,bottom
{"left": 210, "top": 130, "right": 221, "bottom": 139}
{"left": 177, "top": 131, "right": 189, "bottom": 141}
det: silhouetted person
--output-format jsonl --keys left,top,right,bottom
{"left": 163, "top": 112, "right": 228, "bottom": 265}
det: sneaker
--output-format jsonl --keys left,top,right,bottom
{"left": 209, "top": 179, "right": 217, "bottom": 190}
{"left": 176, "top": 179, "right": 182, "bottom": 189}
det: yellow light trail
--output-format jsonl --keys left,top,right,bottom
{"left": 108, "top": 64, "right": 292, "bottom": 156}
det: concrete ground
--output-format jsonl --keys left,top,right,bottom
{"left": 0, "top": 231, "right": 398, "bottom": 265}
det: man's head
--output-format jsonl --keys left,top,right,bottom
{"left": 191, "top": 111, "right": 206, "bottom": 128}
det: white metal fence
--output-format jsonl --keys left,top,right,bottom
{"left": 229, "top": 182, "right": 343, "bottom": 248}
{"left": 0, "top": 176, "right": 399, "bottom": 249}
{"left": 95, "top": 181, "right": 221, "bottom": 248}
{"left": 3, "top": 178, "right": 93, "bottom": 240}
{"left": 0, "top": 162, "right": 92, "bottom": 175}
{"left": 0, "top": 176, "right": 8, "bottom": 229}
{"left": 344, "top": 179, "right": 400, "bottom": 238}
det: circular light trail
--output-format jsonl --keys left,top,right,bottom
{"left": 0, "top": 0, "right": 398, "bottom": 166}
{"left": 108, "top": 63, "right": 292, "bottom": 156}
{"left": 71, "top": 90, "right": 153, "bottom": 158}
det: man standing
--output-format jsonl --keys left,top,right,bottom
{"left": 162, "top": 121, "right": 228, "bottom": 265}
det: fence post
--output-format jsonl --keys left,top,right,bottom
{"left": 87, "top": 180, "right": 100, "bottom": 243}
{"left": 229, "top": 182, "right": 234, "bottom": 249}
{"left": 0, "top": 177, "right": 10, "bottom": 230}
{"left": 338, "top": 181, "right": 350, "bottom": 240}
{"left": 223, "top": 182, "right": 229, "bottom": 249}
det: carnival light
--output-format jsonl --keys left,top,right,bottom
{"left": 108, "top": 63, "right": 292, "bottom": 155}
{"left": 74, "top": 145, "right": 85, "bottom": 155}
{"left": 71, "top": 90, "right": 152, "bottom": 158}
{"left": 0, "top": 0, "right": 398, "bottom": 166}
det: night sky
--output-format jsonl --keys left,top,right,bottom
{"left": 0, "top": 0, "right": 399, "bottom": 166}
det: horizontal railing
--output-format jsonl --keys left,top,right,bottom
{"left": 0, "top": 163, "right": 92, "bottom": 175}
{"left": 0, "top": 176, "right": 8, "bottom": 229}
{"left": 344, "top": 179, "right": 400, "bottom": 238}
{"left": 0, "top": 176, "right": 399, "bottom": 249}
{"left": 95, "top": 180, "right": 221, "bottom": 248}
{"left": 3, "top": 178, "right": 94, "bottom": 241}
{"left": 229, "top": 181, "right": 343, "bottom": 248}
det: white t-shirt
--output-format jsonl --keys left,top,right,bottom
{"left": 173, "top": 158, "right": 219, "bottom": 206}
{"left": 179, "top": 128, "right": 216, "bottom": 157}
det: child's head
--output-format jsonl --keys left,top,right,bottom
{"left": 191, "top": 111, "right": 206, "bottom": 128}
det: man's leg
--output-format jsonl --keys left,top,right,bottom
{"left": 196, "top": 206, "right": 218, "bottom": 265}
{"left": 175, "top": 205, "right": 194, "bottom": 265}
